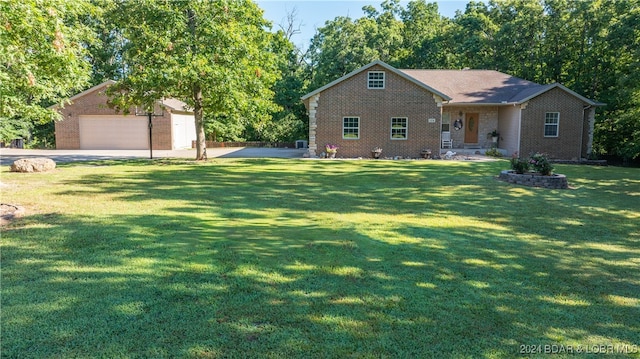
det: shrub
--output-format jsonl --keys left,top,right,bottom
{"left": 510, "top": 157, "right": 530, "bottom": 174}
{"left": 485, "top": 148, "right": 503, "bottom": 157}
{"left": 529, "top": 152, "right": 554, "bottom": 175}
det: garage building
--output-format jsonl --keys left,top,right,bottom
{"left": 54, "top": 80, "right": 196, "bottom": 150}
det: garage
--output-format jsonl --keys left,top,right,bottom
{"left": 55, "top": 81, "right": 194, "bottom": 150}
{"left": 79, "top": 115, "right": 148, "bottom": 150}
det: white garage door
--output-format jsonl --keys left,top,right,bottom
{"left": 79, "top": 115, "right": 148, "bottom": 150}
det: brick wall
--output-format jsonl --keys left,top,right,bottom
{"left": 314, "top": 65, "right": 441, "bottom": 158}
{"left": 520, "top": 88, "right": 586, "bottom": 160}
{"left": 55, "top": 84, "right": 173, "bottom": 150}
{"left": 442, "top": 106, "right": 499, "bottom": 149}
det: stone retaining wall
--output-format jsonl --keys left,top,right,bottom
{"left": 499, "top": 170, "right": 568, "bottom": 189}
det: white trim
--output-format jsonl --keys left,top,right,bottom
{"left": 441, "top": 112, "right": 451, "bottom": 132}
{"left": 367, "top": 71, "right": 385, "bottom": 89}
{"left": 301, "top": 60, "right": 451, "bottom": 101}
{"left": 342, "top": 116, "right": 360, "bottom": 140}
{"left": 390, "top": 117, "right": 408, "bottom": 140}
{"left": 517, "top": 83, "right": 601, "bottom": 106}
{"left": 516, "top": 108, "right": 522, "bottom": 156}
{"left": 544, "top": 112, "right": 560, "bottom": 137}
{"left": 48, "top": 80, "right": 116, "bottom": 109}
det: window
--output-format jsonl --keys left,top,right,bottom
{"left": 343, "top": 117, "right": 360, "bottom": 139}
{"left": 391, "top": 117, "right": 408, "bottom": 140}
{"left": 368, "top": 71, "right": 385, "bottom": 89}
{"left": 544, "top": 112, "right": 559, "bottom": 137}
{"left": 442, "top": 112, "right": 451, "bottom": 132}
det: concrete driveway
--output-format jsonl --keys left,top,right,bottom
{"left": 0, "top": 147, "right": 307, "bottom": 166}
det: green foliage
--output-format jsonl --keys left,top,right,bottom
{"left": 82, "top": 0, "right": 127, "bottom": 85}
{"left": 259, "top": 30, "right": 309, "bottom": 142}
{"left": 529, "top": 152, "right": 554, "bottom": 175}
{"left": 484, "top": 147, "right": 502, "bottom": 158}
{"left": 398, "top": 0, "right": 452, "bottom": 68}
{"left": 2, "top": 160, "right": 639, "bottom": 357}
{"left": 307, "top": 0, "right": 640, "bottom": 161}
{"left": 106, "top": 0, "right": 279, "bottom": 159}
{"left": 0, "top": 0, "right": 95, "bottom": 143}
{"left": 510, "top": 156, "right": 530, "bottom": 174}
{"left": 595, "top": 106, "right": 640, "bottom": 163}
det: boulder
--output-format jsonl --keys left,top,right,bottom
{"left": 10, "top": 158, "right": 56, "bottom": 173}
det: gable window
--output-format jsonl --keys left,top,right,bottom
{"left": 368, "top": 71, "right": 385, "bottom": 89}
{"left": 391, "top": 117, "right": 408, "bottom": 140}
{"left": 544, "top": 112, "right": 559, "bottom": 137}
{"left": 343, "top": 117, "right": 360, "bottom": 139}
{"left": 442, "top": 112, "right": 451, "bottom": 132}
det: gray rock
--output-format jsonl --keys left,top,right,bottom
{"left": 10, "top": 158, "right": 56, "bottom": 173}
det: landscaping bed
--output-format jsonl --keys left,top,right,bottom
{"left": 498, "top": 170, "right": 569, "bottom": 189}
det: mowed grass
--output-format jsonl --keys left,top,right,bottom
{"left": 1, "top": 158, "right": 639, "bottom": 358}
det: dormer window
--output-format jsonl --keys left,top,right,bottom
{"left": 368, "top": 71, "right": 385, "bottom": 89}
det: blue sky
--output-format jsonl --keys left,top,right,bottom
{"left": 255, "top": 1, "right": 471, "bottom": 49}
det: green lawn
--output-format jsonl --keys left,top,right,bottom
{"left": 2, "top": 158, "right": 639, "bottom": 358}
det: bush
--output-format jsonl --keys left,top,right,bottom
{"left": 485, "top": 148, "right": 503, "bottom": 157}
{"left": 529, "top": 152, "right": 554, "bottom": 175}
{"left": 510, "top": 157, "right": 530, "bottom": 174}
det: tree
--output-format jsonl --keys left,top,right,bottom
{"left": 108, "top": 0, "right": 278, "bottom": 160}
{"left": 83, "top": 0, "right": 127, "bottom": 86}
{"left": 450, "top": 1, "right": 498, "bottom": 69}
{"left": 0, "top": 0, "right": 95, "bottom": 144}
{"left": 260, "top": 29, "right": 309, "bottom": 143}
{"left": 304, "top": 0, "right": 640, "bottom": 161}
{"left": 398, "top": 0, "right": 453, "bottom": 68}
{"left": 308, "top": 16, "right": 379, "bottom": 89}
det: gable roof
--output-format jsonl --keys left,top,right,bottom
{"left": 399, "top": 68, "right": 601, "bottom": 105}
{"left": 514, "top": 82, "right": 602, "bottom": 106}
{"left": 51, "top": 80, "right": 193, "bottom": 112}
{"left": 301, "top": 60, "right": 452, "bottom": 102}
{"left": 302, "top": 60, "right": 600, "bottom": 106}
{"left": 399, "top": 69, "right": 548, "bottom": 104}
{"left": 49, "top": 80, "right": 116, "bottom": 109}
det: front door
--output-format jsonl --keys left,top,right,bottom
{"left": 464, "top": 113, "right": 479, "bottom": 143}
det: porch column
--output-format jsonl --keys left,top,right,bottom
{"left": 308, "top": 94, "right": 320, "bottom": 157}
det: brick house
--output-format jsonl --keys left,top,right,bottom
{"left": 54, "top": 80, "right": 195, "bottom": 150}
{"left": 301, "top": 60, "right": 602, "bottom": 160}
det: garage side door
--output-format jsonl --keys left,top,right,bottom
{"left": 172, "top": 114, "right": 196, "bottom": 149}
{"left": 79, "top": 115, "right": 148, "bottom": 150}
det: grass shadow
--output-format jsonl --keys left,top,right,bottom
{"left": 2, "top": 159, "right": 639, "bottom": 357}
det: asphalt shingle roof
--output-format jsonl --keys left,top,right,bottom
{"left": 399, "top": 69, "right": 547, "bottom": 104}
{"left": 301, "top": 60, "right": 600, "bottom": 106}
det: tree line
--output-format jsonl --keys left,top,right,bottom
{"left": 1, "top": 0, "right": 638, "bottom": 161}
